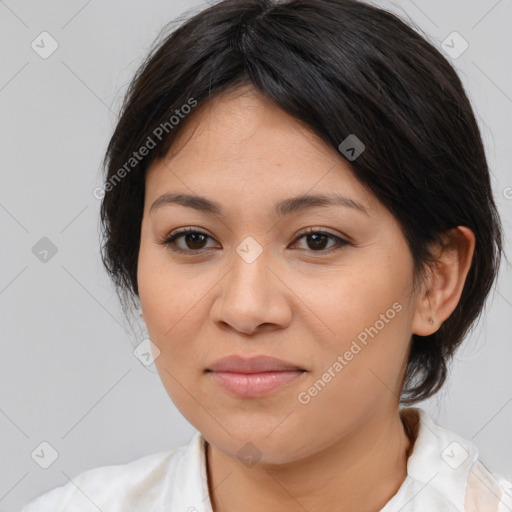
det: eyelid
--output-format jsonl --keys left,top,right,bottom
{"left": 294, "top": 226, "right": 348, "bottom": 240}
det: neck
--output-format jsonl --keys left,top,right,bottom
{"left": 205, "top": 407, "right": 416, "bottom": 512}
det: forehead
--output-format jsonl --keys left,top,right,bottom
{"left": 152, "top": 87, "right": 337, "bottom": 166}
{"left": 144, "top": 86, "right": 379, "bottom": 217}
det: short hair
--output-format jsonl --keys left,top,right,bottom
{"left": 99, "top": 0, "right": 503, "bottom": 405}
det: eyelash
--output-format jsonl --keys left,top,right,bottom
{"left": 158, "top": 227, "right": 351, "bottom": 255}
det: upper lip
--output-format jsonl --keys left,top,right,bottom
{"left": 207, "top": 355, "right": 305, "bottom": 373}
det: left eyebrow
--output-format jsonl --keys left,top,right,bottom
{"left": 274, "top": 193, "right": 370, "bottom": 217}
{"left": 149, "top": 192, "right": 370, "bottom": 217}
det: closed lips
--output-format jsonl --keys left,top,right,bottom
{"left": 206, "top": 355, "right": 307, "bottom": 398}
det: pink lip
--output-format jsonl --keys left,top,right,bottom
{"left": 206, "top": 355, "right": 306, "bottom": 398}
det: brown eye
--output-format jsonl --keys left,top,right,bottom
{"left": 160, "top": 228, "right": 217, "bottom": 253}
{"left": 304, "top": 233, "right": 329, "bottom": 250}
{"left": 292, "top": 229, "right": 351, "bottom": 253}
{"left": 181, "top": 232, "right": 208, "bottom": 250}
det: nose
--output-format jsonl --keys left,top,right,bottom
{"left": 210, "top": 245, "right": 293, "bottom": 335}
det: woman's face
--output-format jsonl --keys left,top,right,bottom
{"left": 138, "top": 86, "right": 421, "bottom": 464}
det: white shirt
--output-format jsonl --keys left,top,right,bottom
{"left": 20, "top": 407, "right": 512, "bottom": 511}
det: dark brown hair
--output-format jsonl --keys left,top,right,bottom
{"left": 99, "top": 0, "right": 503, "bottom": 404}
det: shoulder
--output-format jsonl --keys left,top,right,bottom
{"left": 389, "top": 407, "right": 512, "bottom": 512}
{"left": 19, "top": 439, "right": 192, "bottom": 512}
{"left": 465, "top": 459, "right": 512, "bottom": 511}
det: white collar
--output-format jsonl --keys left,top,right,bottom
{"left": 381, "top": 407, "right": 480, "bottom": 510}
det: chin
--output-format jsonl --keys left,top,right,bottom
{"left": 203, "top": 420, "right": 310, "bottom": 465}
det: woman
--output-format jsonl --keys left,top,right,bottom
{"left": 21, "top": 0, "right": 512, "bottom": 510}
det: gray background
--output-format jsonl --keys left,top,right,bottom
{"left": 1, "top": 0, "right": 511, "bottom": 510}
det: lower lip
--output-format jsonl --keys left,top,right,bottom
{"left": 208, "top": 370, "right": 305, "bottom": 398}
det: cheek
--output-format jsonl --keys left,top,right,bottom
{"left": 138, "top": 245, "right": 202, "bottom": 335}
{"left": 290, "top": 258, "right": 413, "bottom": 392}
{"left": 137, "top": 245, "right": 218, "bottom": 383}
{"left": 137, "top": 252, "right": 209, "bottom": 421}
{"left": 291, "top": 264, "right": 406, "bottom": 344}
{"left": 290, "top": 292, "right": 410, "bottom": 444}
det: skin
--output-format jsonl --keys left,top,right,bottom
{"left": 137, "top": 85, "right": 475, "bottom": 512}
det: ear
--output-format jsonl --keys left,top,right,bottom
{"left": 411, "top": 226, "right": 475, "bottom": 336}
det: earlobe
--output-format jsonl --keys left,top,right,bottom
{"left": 411, "top": 226, "right": 475, "bottom": 337}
